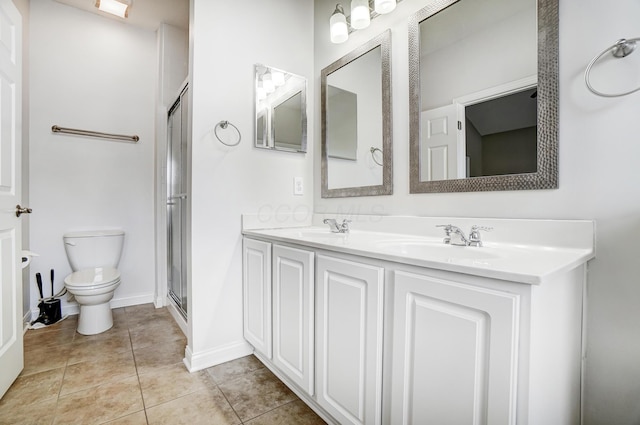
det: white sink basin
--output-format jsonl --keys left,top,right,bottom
{"left": 375, "top": 239, "right": 500, "bottom": 261}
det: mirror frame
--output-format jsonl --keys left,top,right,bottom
{"left": 408, "top": 0, "right": 558, "bottom": 193}
{"left": 321, "top": 30, "right": 393, "bottom": 198}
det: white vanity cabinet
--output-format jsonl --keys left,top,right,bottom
{"left": 242, "top": 238, "right": 272, "bottom": 359}
{"left": 272, "top": 245, "right": 315, "bottom": 395}
{"left": 388, "top": 267, "right": 585, "bottom": 425}
{"left": 242, "top": 216, "right": 592, "bottom": 425}
{"left": 316, "top": 255, "right": 385, "bottom": 425}
{"left": 389, "top": 270, "right": 520, "bottom": 425}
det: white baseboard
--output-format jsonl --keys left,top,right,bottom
{"left": 30, "top": 293, "right": 155, "bottom": 320}
{"left": 23, "top": 310, "right": 32, "bottom": 333}
{"left": 183, "top": 340, "right": 253, "bottom": 372}
{"left": 111, "top": 293, "right": 155, "bottom": 309}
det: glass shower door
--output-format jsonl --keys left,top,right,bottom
{"left": 167, "top": 85, "right": 189, "bottom": 317}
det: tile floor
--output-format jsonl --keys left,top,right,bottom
{"left": 0, "top": 304, "right": 326, "bottom": 425}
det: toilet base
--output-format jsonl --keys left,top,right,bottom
{"left": 77, "top": 302, "right": 114, "bottom": 335}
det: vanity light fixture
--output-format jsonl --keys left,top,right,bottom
{"left": 350, "top": 0, "right": 371, "bottom": 30}
{"left": 95, "top": 0, "right": 131, "bottom": 18}
{"left": 330, "top": 4, "right": 349, "bottom": 44}
{"left": 374, "top": 0, "right": 396, "bottom": 14}
{"left": 330, "top": 1, "right": 402, "bottom": 43}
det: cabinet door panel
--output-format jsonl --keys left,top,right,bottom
{"left": 391, "top": 271, "right": 520, "bottom": 425}
{"left": 273, "top": 245, "right": 315, "bottom": 395}
{"left": 317, "top": 255, "right": 384, "bottom": 425}
{"left": 243, "top": 238, "right": 272, "bottom": 358}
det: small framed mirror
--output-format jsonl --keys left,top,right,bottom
{"left": 321, "top": 30, "right": 393, "bottom": 198}
{"left": 408, "top": 0, "right": 558, "bottom": 193}
{"left": 254, "top": 64, "right": 307, "bottom": 153}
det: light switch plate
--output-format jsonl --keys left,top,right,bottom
{"left": 294, "top": 177, "right": 304, "bottom": 195}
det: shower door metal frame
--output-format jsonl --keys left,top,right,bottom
{"left": 166, "top": 84, "right": 190, "bottom": 318}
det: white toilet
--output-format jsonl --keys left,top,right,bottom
{"left": 63, "top": 230, "right": 125, "bottom": 335}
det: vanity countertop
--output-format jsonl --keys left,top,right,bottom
{"left": 242, "top": 224, "right": 595, "bottom": 285}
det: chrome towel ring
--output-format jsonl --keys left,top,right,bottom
{"left": 215, "top": 120, "right": 241, "bottom": 146}
{"left": 585, "top": 38, "right": 640, "bottom": 97}
{"left": 370, "top": 147, "right": 383, "bottom": 166}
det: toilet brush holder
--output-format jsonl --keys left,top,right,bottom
{"left": 43, "top": 299, "right": 61, "bottom": 324}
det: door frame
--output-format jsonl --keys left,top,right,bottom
{"left": 154, "top": 79, "right": 190, "bottom": 337}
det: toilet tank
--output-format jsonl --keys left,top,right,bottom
{"left": 63, "top": 230, "right": 125, "bottom": 271}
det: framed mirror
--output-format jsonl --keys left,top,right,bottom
{"left": 409, "top": 0, "right": 558, "bottom": 193}
{"left": 254, "top": 64, "right": 307, "bottom": 153}
{"left": 321, "top": 30, "right": 393, "bottom": 198}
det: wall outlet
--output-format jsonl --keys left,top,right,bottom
{"left": 294, "top": 177, "right": 304, "bottom": 195}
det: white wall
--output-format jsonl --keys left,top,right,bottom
{"left": 29, "top": 0, "right": 157, "bottom": 314}
{"left": 187, "top": 0, "right": 314, "bottom": 369}
{"left": 314, "top": 0, "right": 640, "bottom": 424}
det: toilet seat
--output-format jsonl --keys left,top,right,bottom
{"left": 64, "top": 267, "right": 121, "bottom": 290}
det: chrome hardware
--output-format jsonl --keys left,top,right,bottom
{"left": 323, "top": 218, "right": 351, "bottom": 233}
{"left": 15, "top": 205, "right": 32, "bottom": 217}
{"left": 468, "top": 225, "right": 493, "bottom": 247}
{"left": 52, "top": 125, "right": 139, "bottom": 142}
{"left": 437, "top": 224, "right": 491, "bottom": 247}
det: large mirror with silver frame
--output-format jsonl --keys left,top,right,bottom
{"left": 321, "top": 30, "right": 392, "bottom": 198}
{"left": 254, "top": 64, "right": 307, "bottom": 153}
{"left": 409, "top": 0, "right": 558, "bottom": 193}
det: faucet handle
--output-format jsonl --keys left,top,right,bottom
{"left": 436, "top": 224, "right": 454, "bottom": 244}
{"left": 339, "top": 219, "right": 351, "bottom": 233}
{"left": 468, "top": 225, "right": 492, "bottom": 247}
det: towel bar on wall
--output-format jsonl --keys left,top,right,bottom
{"left": 51, "top": 125, "right": 140, "bottom": 142}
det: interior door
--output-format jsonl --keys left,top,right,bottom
{"left": 166, "top": 85, "right": 189, "bottom": 316}
{"left": 420, "top": 104, "right": 465, "bottom": 181}
{"left": 0, "top": 0, "right": 24, "bottom": 399}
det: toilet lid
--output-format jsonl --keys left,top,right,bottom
{"left": 64, "top": 267, "right": 120, "bottom": 288}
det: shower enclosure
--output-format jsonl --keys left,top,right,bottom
{"left": 166, "top": 85, "right": 189, "bottom": 317}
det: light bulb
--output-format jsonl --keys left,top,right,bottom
{"left": 374, "top": 0, "right": 396, "bottom": 14}
{"left": 256, "top": 87, "right": 266, "bottom": 101}
{"left": 262, "top": 72, "right": 275, "bottom": 93}
{"left": 350, "top": 0, "right": 370, "bottom": 30}
{"left": 95, "top": 0, "right": 130, "bottom": 18}
{"left": 330, "top": 4, "right": 348, "bottom": 44}
{"left": 272, "top": 71, "right": 285, "bottom": 87}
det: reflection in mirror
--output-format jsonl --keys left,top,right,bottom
{"left": 274, "top": 92, "right": 303, "bottom": 150}
{"left": 327, "top": 86, "right": 358, "bottom": 160}
{"left": 409, "top": 0, "right": 558, "bottom": 193}
{"left": 254, "top": 64, "right": 307, "bottom": 152}
{"left": 321, "top": 30, "right": 392, "bottom": 198}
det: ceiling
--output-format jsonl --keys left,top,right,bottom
{"left": 54, "top": 0, "right": 189, "bottom": 31}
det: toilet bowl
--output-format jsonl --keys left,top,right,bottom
{"left": 63, "top": 230, "right": 125, "bottom": 335}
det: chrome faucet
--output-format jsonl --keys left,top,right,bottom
{"left": 323, "top": 218, "right": 351, "bottom": 233}
{"left": 436, "top": 224, "right": 492, "bottom": 247}
{"left": 437, "top": 224, "right": 469, "bottom": 246}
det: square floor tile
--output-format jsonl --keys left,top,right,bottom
{"left": 146, "top": 387, "right": 240, "bottom": 425}
{"left": 244, "top": 400, "right": 327, "bottom": 425}
{"left": 54, "top": 375, "right": 144, "bottom": 425}
{"left": 217, "top": 367, "right": 297, "bottom": 421}
{"left": 60, "top": 349, "right": 137, "bottom": 396}
{"left": 138, "top": 362, "right": 211, "bottom": 408}
{"left": 205, "top": 355, "right": 264, "bottom": 385}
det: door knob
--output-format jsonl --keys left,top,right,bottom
{"left": 16, "top": 205, "right": 32, "bottom": 217}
